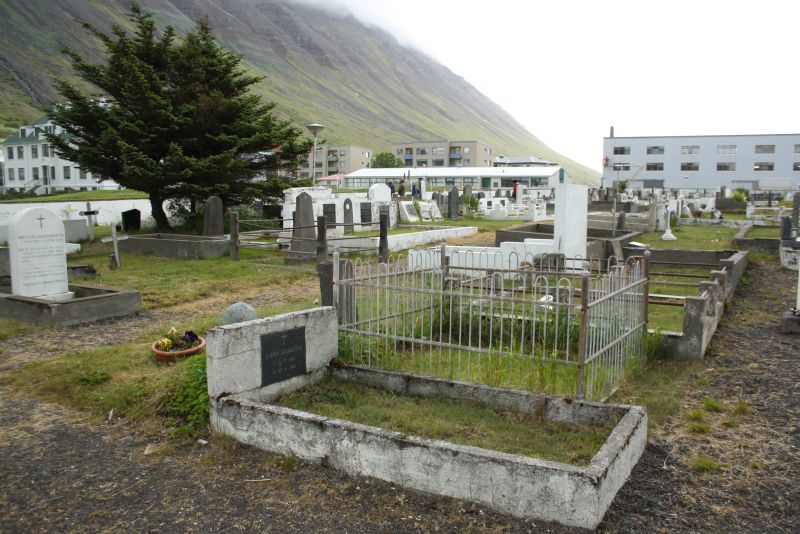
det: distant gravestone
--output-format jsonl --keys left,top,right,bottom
{"left": 792, "top": 192, "right": 800, "bottom": 229}
{"left": 463, "top": 185, "right": 473, "bottom": 199}
{"left": 219, "top": 302, "right": 258, "bottom": 325}
{"left": 203, "top": 195, "right": 225, "bottom": 236}
{"left": 430, "top": 203, "right": 443, "bottom": 220}
{"left": 323, "top": 203, "right": 336, "bottom": 229}
{"left": 448, "top": 187, "right": 459, "bottom": 219}
{"left": 121, "top": 209, "right": 141, "bottom": 232}
{"left": 398, "top": 201, "right": 419, "bottom": 223}
{"left": 360, "top": 202, "right": 373, "bottom": 226}
{"left": 290, "top": 192, "right": 316, "bottom": 259}
{"left": 495, "top": 189, "right": 502, "bottom": 197}
{"left": 368, "top": 183, "right": 391, "bottom": 202}
{"left": 343, "top": 199, "right": 354, "bottom": 234}
{"left": 781, "top": 217, "right": 792, "bottom": 241}
{"left": 418, "top": 202, "right": 432, "bottom": 221}
{"left": 8, "top": 207, "right": 72, "bottom": 300}
{"left": 477, "top": 192, "right": 485, "bottom": 199}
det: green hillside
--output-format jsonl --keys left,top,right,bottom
{"left": 0, "top": 0, "right": 600, "bottom": 184}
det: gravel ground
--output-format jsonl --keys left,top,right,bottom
{"left": 0, "top": 260, "right": 798, "bottom": 533}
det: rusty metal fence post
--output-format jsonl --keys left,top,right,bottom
{"left": 576, "top": 273, "right": 590, "bottom": 400}
{"left": 229, "top": 212, "right": 240, "bottom": 261}
{"left": 316, "top": 215, "right": 328, "bottom": 265}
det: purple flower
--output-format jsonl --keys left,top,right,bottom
{"left": 182, "top": 330, "right": 199, "bottom": 343}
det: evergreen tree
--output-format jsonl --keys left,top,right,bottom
{"left": 47, "top": 4, "right": 311, "bottom": 229}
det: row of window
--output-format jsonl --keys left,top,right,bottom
{"left": 6, "top": 166, "right": 90, "bottom": 182}
{"left": 612, "top": 161, "right": 797, "bottom": 172}
{"left": 403, "top": 159, "right": 474, "bottom": 168}
{"left": 613, "top": 144, "right": 800, "bottom": 156}
{"left": 6, "top": 144, "right": 58, "bottom": 160}
{"left": 396, "top": 146, "right": 484, "bottom": 156}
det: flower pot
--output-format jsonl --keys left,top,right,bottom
{"left": 151, "top": 336, "right": 206, "bottom": 363}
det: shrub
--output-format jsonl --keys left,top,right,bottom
{"left": 164, "top": 354, "right": 209, "bottom": 436}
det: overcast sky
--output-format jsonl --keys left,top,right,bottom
{"left": 295, "top": 0, "right": 799, "bottom": 171}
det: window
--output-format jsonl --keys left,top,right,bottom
{"left": 17, "top": 146, "right": 23, "bottom": 159}
{"left": 795, "top": 144, "right": 800, "bottom": 153}
{"left": 395, "top": 149, "right": 402, "bottom": 155}
{"left": 79, "top": 168, "right": 87, "bottom": 180}
{"left": 464, "top": 159, "right": 470, "bottom": 165}
{"left": 32, "top": 167, "right": 39, "bottom": 181}
{"left": 42, "top": 144, "right": 49, "bottom": 157}
{"left": 416, "top": 160, "right": 428, "bottom": 167}
{"left": 432, "top": 159, "right": 444, "bottom": 167}
{"left": 646, "top": 162, "right": 664, "bottom": 171}
{"left": 717, "top": 144, "right": 737, "bottom": 154}
{"left": 64, "top": 166, "right": 71, "bottom": 179}
{"left": 18, "top": 168, "right": 25, "bottom": 181}
{"left": 794, "top": 162, "right": 800, "bottom": 171}
{"left": 753, "top": 162, "right": 774, "bottom": 171}
{"left": 464, "top": 147, "right": 470, "bottom": 154}
{"left": 755, "top": 144, "right": 775, "bottom": 154}
{"left": 51, "top": 166, "right": 55, "bottom": 180}
{"left": 612, "top": 163, "right": 630, "bottom": 171}
{"left": 613, "top": 146, "right": 630, "bottom": 155}
{"left": 716, "top": 162, "right": 736, "bottom": 171}
{"left": 42, "top": 166, "right": 48, "bottom": 181}
{"left": 432, "top": 147, "right": 445, "bottom": 155}
{"left": 339, "top": 150, "right": 346, "bottom": 156}
{"left": 681, "top": 162, "right": 699, "bottom": 171}
{"left": 416, "top": 148, "right": 427, "bottom": 155}
{"left": 7, "top": 169, "right": 14, "bottom": 181}
{"left": 6, "top": 147, "right": 12, "bottom": 160}
{"left": 646, "top": 146, "right": 664, "bottom": 155}
{"left": 31, "top": 145, "right": 38, "bottom": 158}
{"left": 681, "top": 145, "right": 700, "bottom": 155}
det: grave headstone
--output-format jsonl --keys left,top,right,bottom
{"left": 368, "top": 183, "right": 391, "bottom": 202}
{"left": 360, "top": 202, "right": 373, "bottom": 226}
{"left": 477, "top": 192, "right": 485, "bottom": 199}
{"left": 8, "top": 207, "right": 73, "bottom": 300}
{"left": 495, "top": 189, "right": 502, "bottom": 197}
{"left": 781, "top": 217, "right": 792, "bottom": 241}
{"left": 420, "top": 178, "right": 427, "bottom": 199}
{"left": 463, "top": 185, "right": 473, "bottom": 199}
{"left": 398, "top": 201, "right": 419, "bottom": 223}
{"left": 343, "top": 199, "right": 354, "bottom": 234}
{"left": 418, "top": 202, "right": 432, "bottom": 221}
{"left": 261, "top": 326, "right": 306, "bottom": 386}
{"left": 203, "top": 195, "right": 225, "bottom": 236}
{"left": 323, "top": 203, "right": 336, "bottom": 229}
{"left": 121, "top": 209, "right": 141, "bottom": 232}
{"left": 430, "top": 203, "right": 443, "bottom": 220}
{"left": 220, "top": 302, "right": 258, "bottom": 325}
{"left": 291, "top": 192, "right": 316, "bottom": 258}
{"left": 792, "top": 192, "right": 800, "bottom": 230}
{"left": 448, "top": 187, "right": 459, "bottom": 219}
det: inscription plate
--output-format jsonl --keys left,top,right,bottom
{"left": 260, "top": 326, "right": 306, "bottom": 386}
{"left": 323, "top": 203, "right": 336, "bottom": 229}
{"left": 360, "top": 202, "right": 372, "bottom": 224}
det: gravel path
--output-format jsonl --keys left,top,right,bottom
{"left": 1, "top": 260, "right": 798, "bottom": 532}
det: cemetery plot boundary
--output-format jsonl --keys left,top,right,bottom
{"left": 335, "top": 252, "right": 650, "bottom": 401}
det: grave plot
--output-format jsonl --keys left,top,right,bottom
{"left": 207, "top": 308, "right": 647, "bottom": 530}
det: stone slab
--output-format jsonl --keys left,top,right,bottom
{"left": 8, "top": 207, "right": 71, "bottom": 299}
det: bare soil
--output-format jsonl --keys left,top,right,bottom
{"left": 1, "top": 260, "right": 798, "bottom": 533}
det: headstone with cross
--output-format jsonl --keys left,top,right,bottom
{"left": 79, "top": 202, "right": 99, "bottom": 241}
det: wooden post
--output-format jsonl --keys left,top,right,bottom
{"left": 229, "top": 212, "right": 240, "bottom": 261}
{"left": 110, "top": 223, "right": 121, "bottom": 268}
{"left": 378, "top": 212, "right": 389, "bottom": 264}
{"left": 85, "top": 202, "right": 94, "bottom": 241}
{"left": 316, "top": 215, "right": 328, "bottom": 265}
{"left": 318, "top": 261, "right": 334, "bottom": 306}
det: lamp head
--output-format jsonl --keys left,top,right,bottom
{"left": 306, "top": 123, "right": 325, "bottom": 136}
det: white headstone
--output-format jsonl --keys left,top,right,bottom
{"left": 398, "top": 201, "right": 420, "bottom": 223}
{"left": 418, "top": 202, "right": 432, "bottom": 221}
{"left": 429, "top": 203, "right": 443, "bottom": 220}
{"left": 420, "top": 178, "right": 427, "bottom": 198}
{"left": 8, "top": 207, "right": 73, "bottom": 300}
{"left": 554, "top": 184, "right": 588, "bottom": 261}
{"left": 368, "top": 183, "right": 391, "bottom": 202}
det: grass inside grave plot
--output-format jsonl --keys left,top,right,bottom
{"left": 68, "top": 241, "right": 313, "bottom": 309}
{"left": 410, "top": 216, "right": 530, "bottom": 232}
{"left": 746, "top": 226, "right": 780, "bottom": 239}
{"left": 274, "top": 375, "right": 613, "bottom": 465}
{"left": 634, "top": 225, "right": 739, "bottom": 250}
{"left": 648, "top": 304, "right": 685, "bottom": 332}
{"left": 0, "top": 189, "right": 149, "bottom": 203}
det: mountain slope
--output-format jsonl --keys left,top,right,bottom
{"left": 0, "top": 0, "right": 599, "bottom": 184}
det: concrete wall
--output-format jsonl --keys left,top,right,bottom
{"left": 206, "top": 307, "right": 338, "bottom": 401}
{"left": 337, "top": 226, "right": 477, "bottom": 253}
{"left": 210, "top": 365, "right": 647, "bottom": 530}
{"left": 732, "top": 225, "right": 780, "bottom": 253}
{"left": 118, "top": 234, "right": 229, "bottom": 259}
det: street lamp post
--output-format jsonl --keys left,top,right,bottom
{"left": 306, "top": 123, "right": 325, "bottom": 185}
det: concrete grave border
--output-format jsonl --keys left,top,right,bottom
{"left": 118, "top": 233, "right": 229, "bottom": 259}
{"left": 207, "top": 307, "right": 647, "bottom": 530}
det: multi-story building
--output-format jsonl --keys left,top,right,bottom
{"left": 299, "top": 144, "right": 373, "bottom": 180}
{"left": 602, "top": 129, "right": 800, "bottom": 190}
{"left": 390, "top": 140, "right": 493, "bottom": 168}
{"left": 493, "top": 156, "right": 558, "bottom": 167}
{"left": 344, "top": 166, "right": 567, "bottom": 190}
{"left": 1, "top": 117, "right": 119, "bottom": 194}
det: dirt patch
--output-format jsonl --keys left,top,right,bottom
{"left": 1, "top": 259, "right": 799, "bottom": 532}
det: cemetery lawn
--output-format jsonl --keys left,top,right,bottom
{"left": 0, "top": 189, "right": 148, "bottom": 203}
{"left": 635, "top": 225, "right": 739, "bottom": 250}
{"left": 412, "top": 216, "right": 531, "bottom": 232}
{"left": 746, "top": 226, "right": 780, "bottom": 238}
{"left": 68, "top": 242, "right": 313, "bottom": 309}
{"left": 274, "top": 376, "right": 612, "bottom": 465}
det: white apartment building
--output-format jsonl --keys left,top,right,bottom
{"left": 602, "top": 131, "right": 800, "bottom": 190}
{"left": 299, "top": 144, "right": 373, "bottom": 180}
{"left": 390, "top": 140, "right": 494, "bottom": 168}
{"left": 345, "top": 166, "right": 567, "bottom": 190}
{"left": 1, "top": 117, "right": 119, "bottom": 194}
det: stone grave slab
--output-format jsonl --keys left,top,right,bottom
{"left": 360, "top": 202, "right": 373, "bottom": 226}
{"left": 398, "top": 201, "right": 420, "bottom": 223}
{"left": 203, "top": 195, "right": 225, "bottom": 236}
{"left": 368, "top": 183, "right": 391, "bottom": 202}
{"left": 448, "top": 187, "right": 459, "bottom": 219}
{"left": 418, "top": 202, "right": 432, "bottom": 221}
{"left": 430, "top": 203, "right": 443, "bottom": 220}
{"left": 8, "top": 207, "right": 73, "bottom": 300}
{"left": 323, "top": 203, "right": 336, "bottom": 229}
{"left": 343, "top": 199, "right": 354, "bottom": 234}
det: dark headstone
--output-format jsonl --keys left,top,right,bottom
{"left": 781, "top": 216, "right": 792, "bottom": 241}
{"left": 121, "top": 209, "right": 141, "bottom": 232}
{"left": 260, "top": 326, "right": 306, "bottom": 386}
{"left": 463, "top": 185, "right": 473, "bottom": 199}
{"left": 343, "top": 198, "right": 354, "bottom": 234}
{"left": 495, "top": 189, "right": 502, "bottom": 197}
{"left": 792, "top": 192, "right": 800, "bottom": 229}
{"left": 616, "top": 211, "right": 627, "bottom": 231}
{"left": 323, "top": 203, "right": 336, "bottom": 229}
{"left": 290, "top": 192, "right": 316, "bottom": 259}
{"left": 202, "top": 195, "right": 225, "bottom": 236}
{"left": 448, "top": 186, "right": 459, "bottom": 219}
{"left": 360, "top": 202, "right": 372, "bottom": 226}
{"left": 477, "top": 192, "right": 485, "bottom": 199}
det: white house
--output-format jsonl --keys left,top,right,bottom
{"left": 603, "top": 129, "right": 800, "bottom": 191}
{"left": 1, "top": 116, "right": 120, "bottom": 195}
{"left": 344, "top": 166, "right": 567, "bottom": 191}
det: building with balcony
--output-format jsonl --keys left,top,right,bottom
{"left": 344, "top": 166, "right": 567, "bottom": 191}
{"left": 603, "top": 129, "right": 800, "bottom": 190}
{"left": 390, "top": 140, "right": 493, "bottom": 168}
{"left": 493, "top": 156, "right": 558, "bottom": 167}
{"left": 1, "top": 117, "right": 119, "bottom": 194}
{"left": 299, "top": 144, "right": 373, "bottom": 180}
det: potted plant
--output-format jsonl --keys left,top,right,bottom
{"left": 151, "top": 328, "right": 206, "bottom": 362}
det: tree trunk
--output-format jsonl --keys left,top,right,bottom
{"left": 150, "top": 194, "right": 171, "bottom": 231}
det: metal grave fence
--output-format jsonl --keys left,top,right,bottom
{"left": 334, "top": 250, "right": 650, "bottom": 401}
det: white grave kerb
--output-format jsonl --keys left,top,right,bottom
{"left": 8, "top": 207, "right": 74, "bottom": 301}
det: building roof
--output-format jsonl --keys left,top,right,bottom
{"left": 494, "top": 156, "right": 556, "bottom": 166}
{"left": 604, "top": 132, "right": 800, "bottom": 140}
{"left": 346, "top": 166, "right": 561, "bottom": 179}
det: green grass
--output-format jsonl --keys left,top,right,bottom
{"left": 0, "top": 189, "right": 148, "bottom": 203}
{"left": 702, "top": 395, "right": 725, "bottom": 412}
{"left": 688, "top": 422, "right": 711, "bottom": 433}
{"left": 410, "top": 216, "right": 528, "bottom": 232}
{"left": 686, "top": 409, "right": 705, "bottom": 422}
{"left": 67, "top": 241, "right": 313, "bottom": 309}
{"left": 648, "top": 304, "right": 685, "bottom": 332}
{"left": 690, "top": 455, "right": 724, "bottom": 473}
{"left": 635, "top": 225, "right": 739, "bottom": 250}
{"left": 746, "top": 226, "right": 780, "bottom": 239}
{"left": 0, "top": 318, "right": 37, "bottom": 341}
{"left": 274, "top": 375, "right": 612, "bottom": 465}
